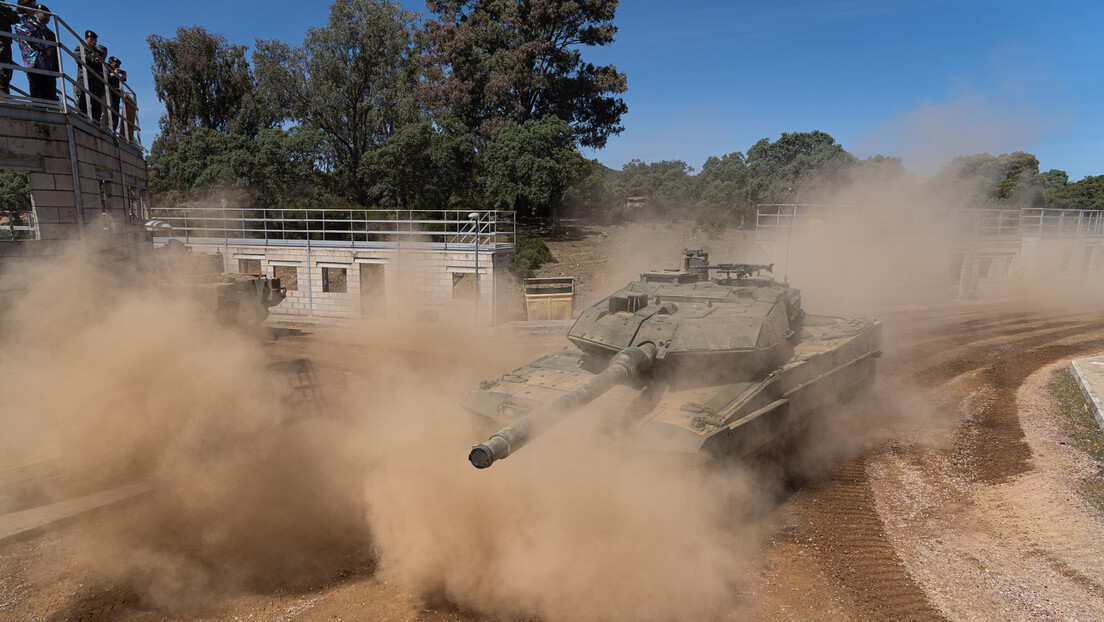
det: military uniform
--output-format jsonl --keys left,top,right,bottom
{"left": 0, "top": 6, "right": 19, "bottom": 95}
{"left": 74, "top": 40, "right": 104, "bottom": 120}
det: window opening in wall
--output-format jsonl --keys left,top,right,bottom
{"left": 0, "top": 170, "right": 36, "bottom": 241}
{"left": 1082, "top": 246, "right": 1096, "bottom": 273}
{"left": 359, "top": 263, "right": 385, "bottom": 317}
{"left": 98, "top": 181, "right": 109, "bottom": 214}
{"left": 239, "top": 258, "right": 261, "bottom": 274}
{"left": 322, "top": 267, "right": 347, "bottom": 293}
{"left": 452, "top": 272, "right": 475, "bottom": 299}
{"left": 977, "top": 257, "right": 994, "bottom": 278}
{"left": 125, "top": 185, "right": 147, "bottom": 222}
{"left": 274, "top": 265, "right": 298, "bottom": 291}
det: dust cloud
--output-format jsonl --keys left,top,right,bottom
{"left": 0, "top": 248, "right": 371, "bottom": 612}
{"left": 356, "top": 371, "right": 772, "bottom": 622}
{"left": 0, "top": 245, "right": 780, "bottom": 621}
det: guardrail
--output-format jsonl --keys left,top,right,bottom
{"left": 1, "top": 209, "right": 35, "bottom": 240}
{"left": 148, "top": 207, "right": 516, "bottom": 251}
{"left": 0, "top": 1, "right": 140, "bottom": 145}
{"left": 757, "top": 204, "right": 1100, "bottom": 240}
{"left": 1021, "top": 208, "right": 1104, "bottom": 237}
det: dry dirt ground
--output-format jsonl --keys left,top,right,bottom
{"left": 3, "top": 223, "right": 1104, "bottom": 621}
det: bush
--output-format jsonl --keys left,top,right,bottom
{"left": 510, "top": 235, "right": 557, "bottom": 279}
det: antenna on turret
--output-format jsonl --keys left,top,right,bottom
{"left": 783, "top": 188, "right": 795, "bottom": 283}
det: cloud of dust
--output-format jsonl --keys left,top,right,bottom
{"left": 352, "top": 353, "right": 774, "bottom": 622}
{"left": 0, "top": 244, "right": 783, "bottom": 621}
{"left": 858, "top": 85, "right": 1061, "bottom": 177}
{"left": 0, "top": 247, "right": 371, "bottom": 612}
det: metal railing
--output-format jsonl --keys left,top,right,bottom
{"left": 1021, "top": 208, "right": 1104, "bottom": 237}
{"left": 1, "top": 209, "right": 36, "bottom": 240}
{"left": 148, "top": 207, "right": 517, "bottom": 251}
{"left": 757, "top": 204, "right": 1098, "bottom": 241}
{"left": 0, "top": 1, "right": 140, "bottom": 145}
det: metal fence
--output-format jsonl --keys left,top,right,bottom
{"left": 757, "top": 204, "right": 1102, "bottom": 241}
{"left": 148, "top": 207, "right": 517, "bottom": 251}
{"left": 1021, "top": 208, "right": 1104, "bottom": 237}
{"left": 0, "top": 209, "right": 36, "bottom": 240}
{"left": 0, "top": 1, "right": 140, "bottom": 145}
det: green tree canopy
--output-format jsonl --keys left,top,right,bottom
{"left": 0, "top": 170, "right": 30, "bottom": 213}
{"left": 1045, "top": 174, "right": 1104, "bottom": 209}
{"left": 482, "top": 115, "right": 579, "bottom": 220}
{"left": 745, "top": 131, "right": 856, "bottom": 204}
{"left": 148, "top": 127, "right": 330, "bottom": 208}
{"left": 148, "top": 26, "right": 257, "bottom": 140}
{"left": 930, "top": 151, "right": 1044, "bottom": 206}
{"left": 361, "top": 119, "right": 478, "bottom": 210}
{"left": 605, "top": 159, "right": 696, "bottom": 217}
{"left": 254, "top": 0, "right": 425, "bottom": 205}
{"left": 424, "top": 0, "right": 627, "bottom": 148}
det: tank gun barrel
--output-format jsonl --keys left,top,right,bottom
{"left": 468, "top": 343, "right": 658, "bottom": 469}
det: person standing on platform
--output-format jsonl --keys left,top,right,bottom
{"left": 14, "top": 4, "right": 57, "bottom": 100}
{"left": 74, "top": 30, "right": 104, "bottom": 119}
{"left": 117, "top": 69, "right": 136, "bottom": 141}
{"left": 105, "top": 55, "right": 120, "bottom": 131}
{"left": 0, "top": 4, "right": 19, "bottom": 95}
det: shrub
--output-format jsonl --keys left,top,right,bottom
{"left": 510, "top": 235, "right": 557, "bottom": 279}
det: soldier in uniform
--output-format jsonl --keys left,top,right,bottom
{"left": 74, "top": 30, "right": 104, "bottom": 120}
{"left": 0, "top": 4, "right": 19, "bottom": 95}
{"left": 105, "top": 55, "right": 120, "bottom": 131}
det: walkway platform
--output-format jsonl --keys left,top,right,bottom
{"left": 0, "top": 481, "right": 152, "bottom": 543}
{"left": 1069, "top": 356, "right": 1104, "bottom": 433}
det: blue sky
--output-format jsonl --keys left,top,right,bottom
{"left": 46, "top": 0, "right": 1104, "bottom": 180}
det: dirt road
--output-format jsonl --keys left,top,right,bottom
{"left": 2, "top": 304, "right": 1104, "bottom": 620}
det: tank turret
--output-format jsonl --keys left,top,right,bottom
{"left": 465, "top": 250, "right": 881, "bottom": 468}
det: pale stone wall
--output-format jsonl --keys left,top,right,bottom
{"left": 0, "top": 108, "right": 150, "bottom": 279}
{"left": 186, "top": 242, "right": 512, "bottom": 324}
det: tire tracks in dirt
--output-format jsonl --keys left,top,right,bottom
{"left": 770, "top": 311, "right": 1104, "bottom": 620}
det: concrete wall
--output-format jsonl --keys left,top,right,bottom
{"left": 0, "top": 107, "right": 150, "bottom": 280}
{"left": 186, "top": 242, "right": 513, "bottom": 325}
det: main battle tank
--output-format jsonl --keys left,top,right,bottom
{"left": 154, "top": 240, "right": 287, "bottom": 325}
{"left": 465, "top": 249, "right": 882, "bottom": 468}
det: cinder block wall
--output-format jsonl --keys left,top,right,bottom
{"left": 189, "top": 243, "right": 511, "bottom": 324}
{"left": 0, "top": 109, "right": 149, "bottom": 279}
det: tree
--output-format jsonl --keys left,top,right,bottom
{"left": 930, "top": 151, "right": 1044, "bottom": 207}
{"left": 148, "top": 127, "right": 330, "bottom": 208}
{"left": 1042, "top": 169, "right": 1069, "bottom": 191}
{"left": 482, "top": 115, "right": 579, "bottom": 221}
{"left": 253, "top": 0, "right": 425, "bottom": 206}
{"left": 424, "top": 0, "right": 627, "bottom": 148}
{"left": 697, "top": 152, "right": 751, "bottom": 215}
{"left": 361, "top": 119, "right": 478, "bottom": 210}
{"left": 147, "top": 26, "right": 257, "bottom": 139}
{"left": 744, "top": 131, "right": 856, "bottom": 204}
{"left": 0, "top": 170, "right": 30, "bottom": 213}
{"left": 605, "top": 159, "right": 696, "bottom": 218}
{"left": 1045, "top": 174, "right": 1104, "bottom": 209}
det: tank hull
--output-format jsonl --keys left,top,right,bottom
{"left": 462, "top": 315, "right": 882, "bottom": 460}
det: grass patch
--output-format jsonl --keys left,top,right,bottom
{"left": 1048, "top": 369, "right": 1104, "bottom": 511}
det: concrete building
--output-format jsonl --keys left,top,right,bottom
{"left": 149, "top": 207, "right": 516, "bottom": 325}
{"left": 0, "top": 14, "right": 148, "bottom": 280}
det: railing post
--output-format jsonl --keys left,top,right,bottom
{"left": 52, "top": 20, "right": 66, "bottom": 112}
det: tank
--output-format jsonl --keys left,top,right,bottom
{"left": 154, "top": 240, "right": 286, "bottom": 325}
{"left": 465, "top": 249, "right": 883, "bottom": 469}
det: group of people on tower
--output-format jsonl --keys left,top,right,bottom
{"left": 0, "top": 2, "right": 135, "bottom": 141}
